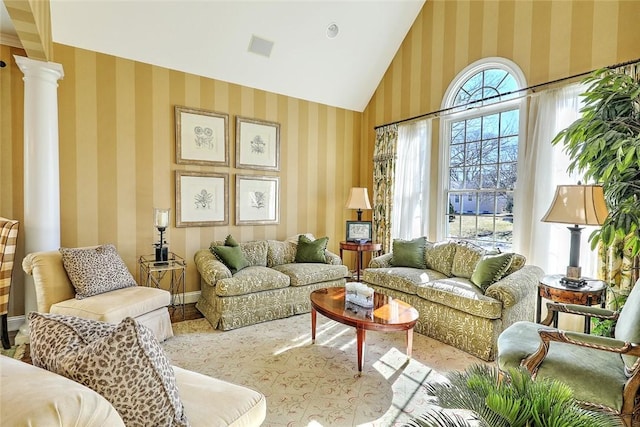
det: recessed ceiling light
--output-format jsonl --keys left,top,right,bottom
{"left": 326, "top": 23, "right": 339, "bottom": 39}
{"left": 248, "top": 35, "right": 274, "bottom": 58}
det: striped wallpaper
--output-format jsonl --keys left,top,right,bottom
{"left": 362, "top": 0, "right": 640, "bottom": 239}
{"left": 3, "top": 0, "right": 640, "bottom": 318}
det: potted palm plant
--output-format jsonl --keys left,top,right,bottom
{"left": 406, "top": 364, "right": 622, "bottom": 427}
{"left": 552, "top": 66, "right": 640, "bottom": 333}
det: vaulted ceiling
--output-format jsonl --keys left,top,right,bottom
{"left": 1, "top": 1, "right": 426, "bottom": 111}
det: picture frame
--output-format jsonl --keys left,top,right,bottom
{"left": 236, "top": 116, "right": 280, "bottom": 171}
{"left": 175, "top": 171, "right": 228, "bottom": 227}
{"left": 236, "top": 175, "right": 279, "bottom": 225}
{"left": 175, "top": 106, "right": 229, "bottom": 166}
{"left": 346, "top": 221, "right": 372, "bottom": 242}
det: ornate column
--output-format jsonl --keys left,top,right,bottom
{"left": 14, "top": 55, "right": 64, "bottom": 342}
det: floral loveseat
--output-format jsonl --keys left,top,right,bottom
{"left": 195, "top": 235, "right": 348, "bottom": 330}
{"left": 362, "top": 239, "right": 544, "bottom": 361}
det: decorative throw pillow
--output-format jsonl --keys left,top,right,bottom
{"left": 424, "top": 241, "right": 457, "bottom": 276}
{"left": 267, "top": 240, "right": 298, "bottom": 267}
{"left": 390, "top": 237, "right": 427, "bottom": 269}
{"left": 59, "top": 317, "right": 189, "bottom": 427}
{"left": 59, "top": 245, "right": 137, "bottom": 300}
{"left": 28, "top": 312, "right": 116, "bottom": 373}
{"left": 212, "top": 245, "right": 250, "bottom": 274}
{"left": 295, "top": 235, "right": 328, "bottom": 263}
{"left": 471, "top": 253, "right": 514, "bottom": 291}
{"left": 224, "top": 234, "right": 240, "bottom": 247}
{"left": 503, "top": 253, "right": 527, "bottom": 277}
{"left": 451, "top": 240, "right": 486, "bottom": 278}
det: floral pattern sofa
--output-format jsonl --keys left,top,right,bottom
{"left": 362, "top": 240, "right": 544, "bottom": 361}
{"left": 195, "top": 236, "right": 348, "bottom": 330}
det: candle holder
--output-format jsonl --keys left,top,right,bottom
{"left": 153, "top": 208, "right": 170, "bottom": 265}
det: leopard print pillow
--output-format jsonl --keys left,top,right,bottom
{"left": 60, "top": 245, "right": 137, "bottom": 299}
{"left": 59, "top": 317, "right": 189, "bottom": 426}
{"left": 28, "top": 312, "right": 116, "bottom": 373}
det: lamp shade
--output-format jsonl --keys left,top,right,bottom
{"left": 541, "top": 184, "right": 608, "bottom": 226}
{"left": 345, "top": 187, "right": 372, "bottom": 210}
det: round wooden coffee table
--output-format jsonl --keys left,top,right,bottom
{"left": 310, "top": 287, "right": 419, "bottom": 373}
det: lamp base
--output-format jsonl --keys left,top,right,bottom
{"left": 155, "top": 246, "right": 169, "bottom": 266}
{"left": 560, "top": 276, "right": 587, "bottom": 289}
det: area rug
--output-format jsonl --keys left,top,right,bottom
{"left": 162, "top": 313, "right": 483, "bottom": 427}
{"left": 0, "top": 344, "right": 25, "bottom": 360}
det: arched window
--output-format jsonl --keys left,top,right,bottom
{"left": 440, "top": 58, "right": 526, "bottom": 250}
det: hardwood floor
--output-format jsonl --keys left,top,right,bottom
{"left": 170, "top": 303, "right": 203, "bottom": 323}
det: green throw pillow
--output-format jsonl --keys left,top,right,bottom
{"left": 224, "top": 234, "right": 240, "bottom": 247}
{"left": 211, "top": 245, "right": 250, "bottom": 274}
{"left": 211, "top": 235, "right": 248, "bottom": 273}
{"left": 390, "top": 237, "right": 427, "bottom": 269}
{"left": 295, "top": 235, "right": 328, "bottom": 263}
{"left": 471, "top": 253, "right": 514, "bottom": 291}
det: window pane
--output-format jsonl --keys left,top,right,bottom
{"left": 464, "top": 167, "right": 480, "bottom": 189}
{"left": 499, "top": 162, "right": 517, "bottom": 189}
{"left": 466, "top": 118, "right": 481, "bottom": 142}
{"left": 465, "top": 141, "right": 481, "bottom": 165}
{"left": 460, "top": 214, "right": 478, "bottom": 238}
{"left": 450, "top": 168, "right": 464, "bottom": 189}
{"left": 450, "top": 144, "right": 464, "bottom": 167}
{"left": 482, "top": 114, "right": 499, "bottom": 139}
{"left": 500, "top": 110, "right": 519, "bottom": 137}
{"left": 499, "top": 136, "right": 518, "bottom": 162}
{"left": 452, "top": 121, "right": 465, "bottom": 143}
{"left": 481, "top": 165, "right": 498, "bottom": 188}
{"left": 482, "top": 139, "right": 499, "bottom": 163}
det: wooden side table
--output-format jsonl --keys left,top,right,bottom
{"left": 138, "top": 252, "right": 186, "bottom": 320}
{"left": 537, "top": 274, "right": 606, "bottom": 334}
{"left": 339, "top": 241, "right": 382, "bottom": 282}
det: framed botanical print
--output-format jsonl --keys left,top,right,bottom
{"left": 235, "top": 175, "right": 279, "bottom": 225}
{"left": 175, "top": 106, "right": 229, "bottom": 166}
{"left": 175, "top": 171, "right": 228, "bottom": 227}
{"left": 235, "top": 116, "right": 280, "bottom": 171}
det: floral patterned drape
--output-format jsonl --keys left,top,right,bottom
{"left": 372, "top": 124, "right": 398, "bottom": 253}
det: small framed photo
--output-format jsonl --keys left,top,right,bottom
{"left": 236, "top": 116, "right": 280, "bottom": 171}
{"left": 175, "top": 106, "right": 229, "bottom": 166}
{"left": 236, "top": 175, "right": 279, "bottom": 225}
{"left": 175, "top": 171, "right": 228, "bottom": 227}
{"left": 346, "top": 221, "right": 372, "bottom": 242}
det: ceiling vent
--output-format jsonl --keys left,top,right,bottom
{"left": 248, "top": 35, "right": 274, "bottom": 58}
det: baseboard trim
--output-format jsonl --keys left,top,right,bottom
{"left": 7, "top": 291, "right": 202, "bottom": 332}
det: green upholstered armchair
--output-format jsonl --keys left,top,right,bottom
{"left": 497, "top": 279, "right": 640, "bottom": 427}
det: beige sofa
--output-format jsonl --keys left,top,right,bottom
{"left": 22, "top": 248, "right": 174, "bottom": 341}
{"left": 0, "top": 354, "right": 266, "bottom": 426}
{"left": 362, "top": 240, "right": 544, "bottom": 361}
{"left": 195, "top": 236, "right": 349, "bottom": 330}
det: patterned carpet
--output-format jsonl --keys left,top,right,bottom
{"left": 162, "top": 313, "right": 484, "bottom": 427}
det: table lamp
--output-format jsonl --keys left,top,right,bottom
{"left": 541, "top": 184, "right": 608, "bottom": 288}
{"left": 345, "top": 187, "right": 372, "bottom": 221}
{"left": 154, "top": 207, "right": 170, "bottom": 265}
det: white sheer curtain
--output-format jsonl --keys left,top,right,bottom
{"left": 514, "top": 83, "right": 598, "bottom": 278}
{"left": 392, "top": 119, "right": 431, "bottom": 239}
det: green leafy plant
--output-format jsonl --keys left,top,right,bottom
{"left": 406, "top": 364, "right": 623, "bottom": 427}
{"left": 552, "top": 67, "right": 640, "bottom": 256}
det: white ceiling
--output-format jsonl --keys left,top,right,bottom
{"left": 1, "top": 1, "right": 425, "bottom": 111}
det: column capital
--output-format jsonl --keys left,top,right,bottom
{"left": 14, "top": 55, "right": 64, "bottom": 81}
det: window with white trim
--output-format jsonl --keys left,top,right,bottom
{"left": 442, "top": 60, "right": 525, "bottom": 250}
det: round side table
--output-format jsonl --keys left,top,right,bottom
{"left": 536, "top": 274, "right": 606, "bottom": 334}
{"left": 339, "top": 241, "right": 382, "bottom": 282}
